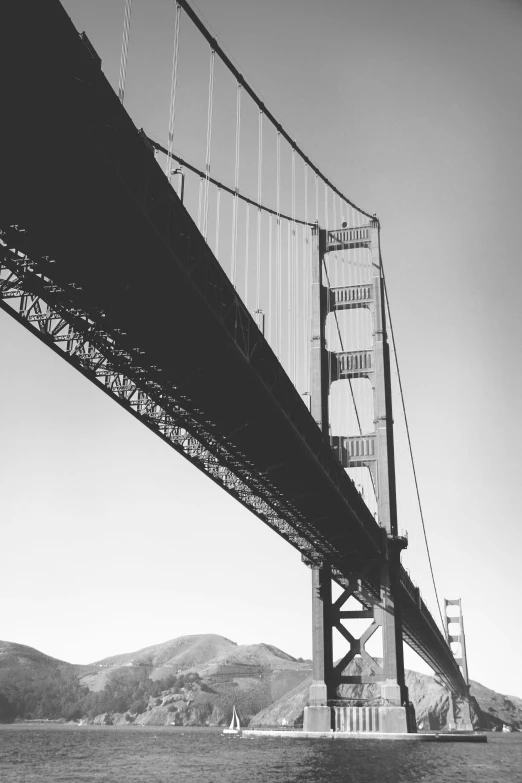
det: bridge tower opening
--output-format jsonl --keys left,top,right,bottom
{"left": 303, "top": 219, "right": 416, "bottom": 734}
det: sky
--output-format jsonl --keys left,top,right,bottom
{"left": 1, "top": 0, "right": 522, "bottom": 698}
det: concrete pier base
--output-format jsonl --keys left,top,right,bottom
{"left": 448, "top": 721, "right": 474, "bottom": 732}
{"left": 303, "top": 705, "right": 413, "bottom": 734}
{"left": 334, "top": 705, "right": 410, "bottom": 734}
{"left": 303, "top": 706, "right": 332, "bottom": 732}
{"left": 242, "top": 729, "right": 487, "bottom": 742}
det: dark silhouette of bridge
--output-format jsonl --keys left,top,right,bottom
{"left": 0, "top": 0, "right": 473, "bottom": 733}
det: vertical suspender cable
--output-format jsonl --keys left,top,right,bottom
{"left": 323, "top": 261, "right": 363, "bottom": 438}
{"left": 323, "top": 199, "right": 364, "bottom": 440}
{"left": 291, "top": 146, "right": 297, "bottom": 384}
{"left": 341, "top": 199, "right": 347, "bottom": 351}
{"left": 256, "top": 110, "right": 263, "bottom": 313}
{"left": 303, "top": 162, "right": 309, "bottom": 392}
{"left": 215, "top": 187, "right": 221, "bottom": 258}
{"left": 231, "top": 82, "right": 241, "bottom": 287}
{"left": 197, "top": 176, "right": 203, "bottom": 230}
{"left": 314, "top": 172, "right": 320, "bottom": 396}
{"left": 268, "top": 213, "right": 273, "bottom": 344}
{"left": 324, "top": 183, "right": 331, "bottom": 440}
{"left": 276, "top": 131, "right": 282, "bottom": 359}
{"left": 166, "top": 2, "right": 182, "bottom": 180}
{"left": 324, "top": 182, "right": 329, "bottom": 233}
{"left": 314, "top": 171, "right": 320, "bottom": 405}
{"left": 287, "top": 218, "right": 291, "bottom": 377}
{"left": 332, "top": 193, "right": 338, "bottom": 437}
{"left": 244, "top": 204, "right": 250, "bottom": 307}
{"left": 118, "top": 0, "right": 133, "bottom": 105}
{"left": 202, "top": 48, "right": 215, "bottom": 240}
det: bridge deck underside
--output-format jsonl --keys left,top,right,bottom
{"left": 0, "top": 0, "right": 466, "bottom": 695}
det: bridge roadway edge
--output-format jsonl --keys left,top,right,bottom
{"left": 0, "top": 0, "right": 466, "bottom": 695}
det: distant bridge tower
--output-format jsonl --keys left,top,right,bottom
{"left": 444, "top": 598, "right": 473, "bottom": 731}
{"left": 303, "top": 218, "right": 415, "bottom": 733}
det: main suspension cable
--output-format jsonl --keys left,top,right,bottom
{"left": 174, "top": 0, "right": 374, "bottom": 220}
{"left": 150, "top": 137, "right": 314, "bottom": 227}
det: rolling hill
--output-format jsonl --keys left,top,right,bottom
{"left": 0, "top": 635, "right": 520, "bottom": 730}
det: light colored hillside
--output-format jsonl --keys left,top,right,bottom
{"left": 82, "top": 635, "right": 308, "bottom": 692}
{"left": 93, "top": 634, "right": 238, "bottom": 670}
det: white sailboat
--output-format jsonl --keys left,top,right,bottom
{"left": 223, "top": 706, "right": 241, "bottom": 735}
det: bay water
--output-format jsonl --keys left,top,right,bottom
{"left": 1, "top": 724, "right": 521, "bottom": 783}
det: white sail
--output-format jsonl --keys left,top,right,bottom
{"left": 223, "top": 705, "right": 241, "bottom": 734}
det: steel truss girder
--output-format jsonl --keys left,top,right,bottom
{"left": 0, "top": 227, "right": 354, "bottom": 585}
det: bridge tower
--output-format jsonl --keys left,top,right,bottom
{"left": 444, "top": 598, "right": 473, "bottom": 731}
{"left": 303, "top": 218, "right": 415, "bottom": 733}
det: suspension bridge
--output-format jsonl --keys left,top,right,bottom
{"left": 1, "top": 0, "right": 474, "bottom": 734}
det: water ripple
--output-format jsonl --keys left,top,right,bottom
{"left": 0, "top": 725, "right": 520, "bottom": 783}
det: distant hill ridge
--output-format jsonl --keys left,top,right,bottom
{"left": 93, "top": 634, "right": 240, "bottom": 669}
{"left": 0, "top": 635, "right": 520, "bottom": 731}
{"left": 0, "top": 640, "right": 67, "bottom": 667}
{"left": 93, "top": 635, "right": 297, "bottom": 671}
